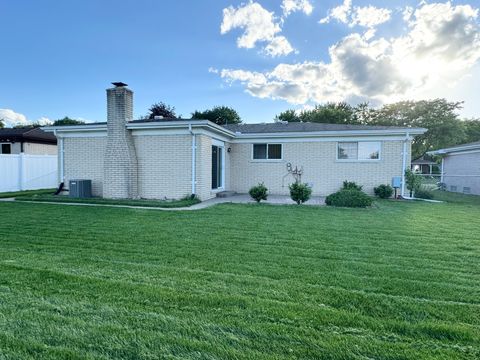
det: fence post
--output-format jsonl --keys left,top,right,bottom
{"left": 18, "top": 153, "right": 27, "bottom": 191}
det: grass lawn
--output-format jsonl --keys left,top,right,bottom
{"left": 0, "top": 198, "right": 479, "bottom": 359}
{"left": 14, "top": 194, "right": 200, "bottom": 208}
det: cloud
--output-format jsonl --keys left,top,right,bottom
{"left": 0, "top": 109, "right": 52, "bottom": 127}
{"left": 217, "top": 2, "right": 480, "bottom": 106}
{"left": 282, "top": 0, "right": 313, "bottom": 17}
{"left": 320, "top": 0, "right": 391, "bottom": 39}
{"left": 221, "top": 1, "right": 295, "bottom": 57}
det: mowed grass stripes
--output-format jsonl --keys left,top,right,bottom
{"left": 0, "top": 199, "right": 479, "bottom": 359}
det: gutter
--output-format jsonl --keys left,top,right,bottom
{"left": 54, "top": 130, "right": 64, "bottom": 183}
{"left": 189, "top": 123, "right": 196, "bottom": 196}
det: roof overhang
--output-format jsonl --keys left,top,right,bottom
{"left": 43, "top": 122, "right": 426, "bottom": 140}
{"left": 428, "top": 143, "right": 480, "bottom": 156}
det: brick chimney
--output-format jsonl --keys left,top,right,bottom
{"left": 103, "top": 82, "right": 138, "bottom": 199}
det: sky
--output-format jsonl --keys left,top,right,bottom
{"left": 1, "top": 0, "right": 480, "bottom": 127}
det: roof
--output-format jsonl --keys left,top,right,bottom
{"left": 222, "top": 122, "right": 417, "bottom": 134}
{"left": 428, "top": 140, "right": 480, "bottom": 155}
{"left": 0, "top": 127, "right": 57, "bottom": 144}
{"left": 411, "top": 157, "right": 437, "bottom": 165}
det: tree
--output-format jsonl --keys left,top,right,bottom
{"left": 53, "top": 117, "right": 85, "bottom": 126}
{"left": 148, "top": 102, "right": 177, "bottom": 119}
{"left": 0, "top": 119, "right": 4, "bottom": 128}
{"left": 463, "top": 119, "right": 480, "bottom": 143}
{"left": 191, "top": 106, "right": 241, "bottom": 125}
{"left": 275, "top": 109, "right": 300, "bottom": 122}
{"left": 361, "top": 100, "right": 466, "bottom": 159}
{"left": 13, "top": 123, "right": 42, "bottom": 129}
{"left": 274, "top": 102, "right": 357, "bottom": 124}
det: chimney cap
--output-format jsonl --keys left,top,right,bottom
{"left": 112, "top": 82, "right": 128, "bottom": 87}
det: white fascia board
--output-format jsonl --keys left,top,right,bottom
{"left": 232, "top": 134, "right": 411, "bottom": 144}
{"left": 428, "top": 144, "right": 480, "bottom": 155}
{"left": 231, "top": 128, "right": 425, "bottom": 140}
{"left": 42, "top": 124, "right": 107, "bottom": 133}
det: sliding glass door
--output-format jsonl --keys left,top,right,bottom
{"left": 212, "top": 145, "right": 224, "bottom": 190}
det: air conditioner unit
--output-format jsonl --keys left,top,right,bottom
{"left": 69, "top": 179, "right": 92, "bottom": 198}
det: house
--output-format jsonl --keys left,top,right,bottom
{"left": 411, "top": 156, "right": 439, "bottom": 175}
{"left": 44, "top": 83, "right": 426, "bottom": 200}
{"left": 0, "top": 127, "right": 57, "bottom": 155}
{"left": 429, "top": 141, "right": 480, "bottom": 195}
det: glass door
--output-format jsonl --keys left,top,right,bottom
{"left": 212, "top": 145, "right": 223, "bottom": 190}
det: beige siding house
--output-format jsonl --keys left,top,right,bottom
{"left": 44, "top": 84, "right": 425, "bottom": 200}
{"left": 429, "top": 141, "right": 480, "bottom": 195}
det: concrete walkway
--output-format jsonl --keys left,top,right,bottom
{"left": 0, "top": 194, "right": 325, "bottom": 211}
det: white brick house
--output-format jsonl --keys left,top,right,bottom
{"left": 44, "top": 83, "right": 426, "bottom": 200}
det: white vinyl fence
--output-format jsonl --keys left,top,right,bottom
{"left": 0, "top": 154, "right": 58, "bottom": 192}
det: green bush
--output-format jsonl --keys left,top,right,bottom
{"left": 325, "top": 189, "right": 373, "bottom": 208}
{"left": 248, "top": 183, "right": 268, "bottom": 203}
{"left": 405, "top": 169, "right": 422, "bottom": 197}
{"left": 374, "top": 184, "right": 394, "bottom": 199}
{"left": 289, "top": 182, "right": 312, "bottom": 205}
{"left": 342, "top": 181, "right": 363, "bottom": 191}
{"left": 414, "top": 188, "right": 434, "bottom": 200}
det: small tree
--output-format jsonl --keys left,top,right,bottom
{"left": 0, "top": 118, "right": 4, "bottom": 128}
{"left": 248, "top": 183, "right": 268, "bottom": 203}
{"left": 148, "top": 102, "right": 177, "bottom": 119}
{"left": 405, "top": 169, "right": 422, "bottom": 197}
{"left": 289, "top": 183, "right": 312, "bottom": 205}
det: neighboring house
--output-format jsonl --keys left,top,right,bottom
{"left": 411, "top": 156, "right": 439, "bottom": 175}
{"left": 0, "top": 127, "right": 57, "bottom": 155}
{"left": 44, "top": 83, "right": 426, "bottom": 200}
{"left": 429, "top": 141, "right": 480, "bottom": 195}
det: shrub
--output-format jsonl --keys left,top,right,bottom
{"left": 342, "top": 180, "right": 363, "bottom": 191}
{"left": 289, "top": 182, "right": 312, "bottom": 205}
{"left": 374, "top": 184, "right": 394, "bottom": 199}
{"left": 325, "top": 189, "right": 373, "bottom": 208}
{"left": 414, "top": 188, "right": 434, "bottom": 200}
{"left": 248, "top": 183, "right": 268, "bottom": 203}
{"left": 405, "top": 169, "right": 422, "bottom": 197}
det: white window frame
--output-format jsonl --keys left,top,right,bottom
{"left": 336, "top": 141, "right": 382, "bottom": 162}
{"left": 0, "top": 143, "right": 12, "bottom": 154}
{"left": 251, "top": 143, "right": 283, "bottom": 161}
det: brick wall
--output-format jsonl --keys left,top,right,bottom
{"left": 63, "top": 137, "right": 106, "bottom": 196}
{"left": 229, "top": 140, "right": 410, "bottom": 196}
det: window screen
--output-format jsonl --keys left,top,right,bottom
{"left": 253, "top": 144, "right": 282, "bottom": 160}
{"left": 338, "top": 142, "right": 381, "bottom": 160}
{"left": 338, "top": 142, "right": 357, "bottom": 160}
{"left": 268, "top": 144, "right": 282, "bottom": 159}
{"left": 253, "top": 144, "right": 267, "bottom": 159}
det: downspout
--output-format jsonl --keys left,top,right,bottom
{"left": 189, "top": 123, "right": 196, "bottom": 196}
{"left": 54, "top": 130, "right": 64, "bottom": 183}
{"left": 440, "top": 157, "right": 444, "bottom": 183}
{"left": 401, "top": 131, "right": 410, "bottom": 197}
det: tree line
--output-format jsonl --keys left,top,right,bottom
{"left": 4, "top": 98, "right": 479, "bottom": 159}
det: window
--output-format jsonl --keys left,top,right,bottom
{"left": 253, "top": 144, "right": 282, "bottom": 160}
{"left": 1, "top": 143, "right": 11, "bottom": 154}
{"left": 337, "top": 142, "right": 381, "bottom": 161}
{"left": 450, "top": 185, "right": 457, "bottom": 192}
{"left": 463, "top": 187, "right": 471, "bottom": 194}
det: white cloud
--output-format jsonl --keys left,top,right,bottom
{"left": 320, "top": 0, "right": 391, "bottom": 38}
{"left": 217, "top": 2, "right": 480, "bottom": 106}
{"left": 0, "top": 109, "right": 52, "bottom": 127}
{"left": 221, "top": 1, "right": 295, "bottom": 57}
{"left": 282, "top": 0, "right": 313, "bottom": 17}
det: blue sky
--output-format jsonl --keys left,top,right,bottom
{"left": 1, "top": 0, "right": 479, "bottom": 126}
